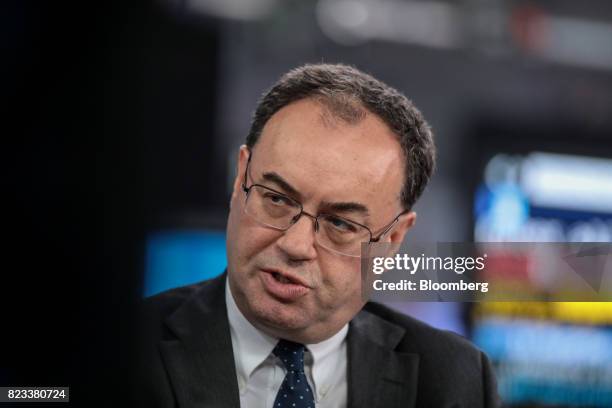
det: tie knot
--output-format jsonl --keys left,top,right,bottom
{"left": 273, "top": 339, "right": 306, "bottom": 372}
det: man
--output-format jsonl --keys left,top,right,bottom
{"left": 138, "top": 63, "right": 500, "bottom": 407}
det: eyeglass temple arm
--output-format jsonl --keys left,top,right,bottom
{"left": 370, "top": 209, "right": 410, "bottom": 242}
{"left": 241, "top": 150, "right": 253, "bottom": 192}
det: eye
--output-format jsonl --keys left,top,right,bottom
{"left": 323, "top": 215, "right": 358, "bottom": 233}
{"left": 263, "top": 192, "right": 292, "bottom": 206}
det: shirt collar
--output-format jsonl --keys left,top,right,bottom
{"left": 308, "top": 321, "right": 348, "bottom": 394}
{"left": 225, "top": 279, "right": 349, "bottom": 385}
{"left": 226, "top": 279, "right": 277, "bottom": 385}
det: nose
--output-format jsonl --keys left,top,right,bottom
{"left": 275, "top": 213, "right": 318, "bottom": 261}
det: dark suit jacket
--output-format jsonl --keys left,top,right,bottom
{"left": 136, "top": 273, "right": 500, "bottom": 407}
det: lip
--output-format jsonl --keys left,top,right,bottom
{"left": 262, "top": 268, "right": 311, "bottom": 288}
{"left": 259, "top": 268, "right": 312, "bottom": 302}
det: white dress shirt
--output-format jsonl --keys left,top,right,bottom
{"left": 225, "top": 281, "right": 348, "bottom": 408}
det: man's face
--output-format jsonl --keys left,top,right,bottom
{"left": 226, "top": 98, "right": 416, "bottom": 343}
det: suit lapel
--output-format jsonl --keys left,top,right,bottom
{"left": 156, "top": 275, "right": 419, "bottom": 408}
{"left": 159, "top": 274, "right": 241, "bottom": 408}
{"left": 347, "top": 309, "right": 419, "bottom": 408}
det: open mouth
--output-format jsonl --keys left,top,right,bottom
{"left": 272, "top": 272, "right": 295, "bottom": 284}
{"left": 261, "top": 269, "right": 311, "bottom": 300}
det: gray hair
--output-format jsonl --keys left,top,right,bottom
{"left": 246, "top": 63, "right": 436, "bottom": 210}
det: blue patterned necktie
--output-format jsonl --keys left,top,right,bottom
{"left": 272, "top": 339, "right": 315, "bottom": 408}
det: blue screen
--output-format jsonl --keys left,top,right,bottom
{"left": 144, "top": 230, "right": 226, "bottom": 297}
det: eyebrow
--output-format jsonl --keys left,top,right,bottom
{"left": 261, "top": 172, "right": 302, "bottom": 199}
{"left": 320, "top": 200, "right": 370, "bottom": 218}
{"left": 260, "top": 171, "right": 371, "bottom": 218}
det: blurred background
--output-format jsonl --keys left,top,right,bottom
{"left": 3, "top": 0, "right": 612, "bottom": 406}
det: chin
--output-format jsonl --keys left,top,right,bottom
{"left": 251, "top": 297, "right": 312, "bottom": 332}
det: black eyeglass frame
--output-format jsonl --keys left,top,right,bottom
{"left": 240, "top": 152, "right": 409, "bottom": 247}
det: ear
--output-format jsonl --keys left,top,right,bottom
{"left": 387, "top": 211, "right": 417, "bottom": 244}
{"left": 230, "top": 145, "right": 251, "bottom": 204}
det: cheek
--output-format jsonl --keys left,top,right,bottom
{"left": 232, "top": 219, "right": 281, "bottom": 265}
{"left": 317, "top": 258, "right": 363, "bottom": 305}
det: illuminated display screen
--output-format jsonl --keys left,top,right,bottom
{"left": 144, "top": 230, "right": 226, "bottom": 297}
{"left": 472, "top": 152, "right": 612, "bottom": 407}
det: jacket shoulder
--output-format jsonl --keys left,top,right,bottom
{"left": 131, "top": 277, "right": 228, "bottom": 407}
{"left": 363, "top": 301, "right": 478, "bottom": 355}
{"left": 144, "top": 281, "right": 206, "bottom": 317}
{"left": 139, "top": 276, "right": 224, "bottom": 339}
{"left": 362, "top": 302, "right": 500, "bottom": 406}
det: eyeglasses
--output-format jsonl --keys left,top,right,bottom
{"left": 241, "top": 152, "right": 408, "bottom": 257}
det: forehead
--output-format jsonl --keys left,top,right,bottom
{"left": 252, "top": 98, "right": 405, "bottom": 213}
